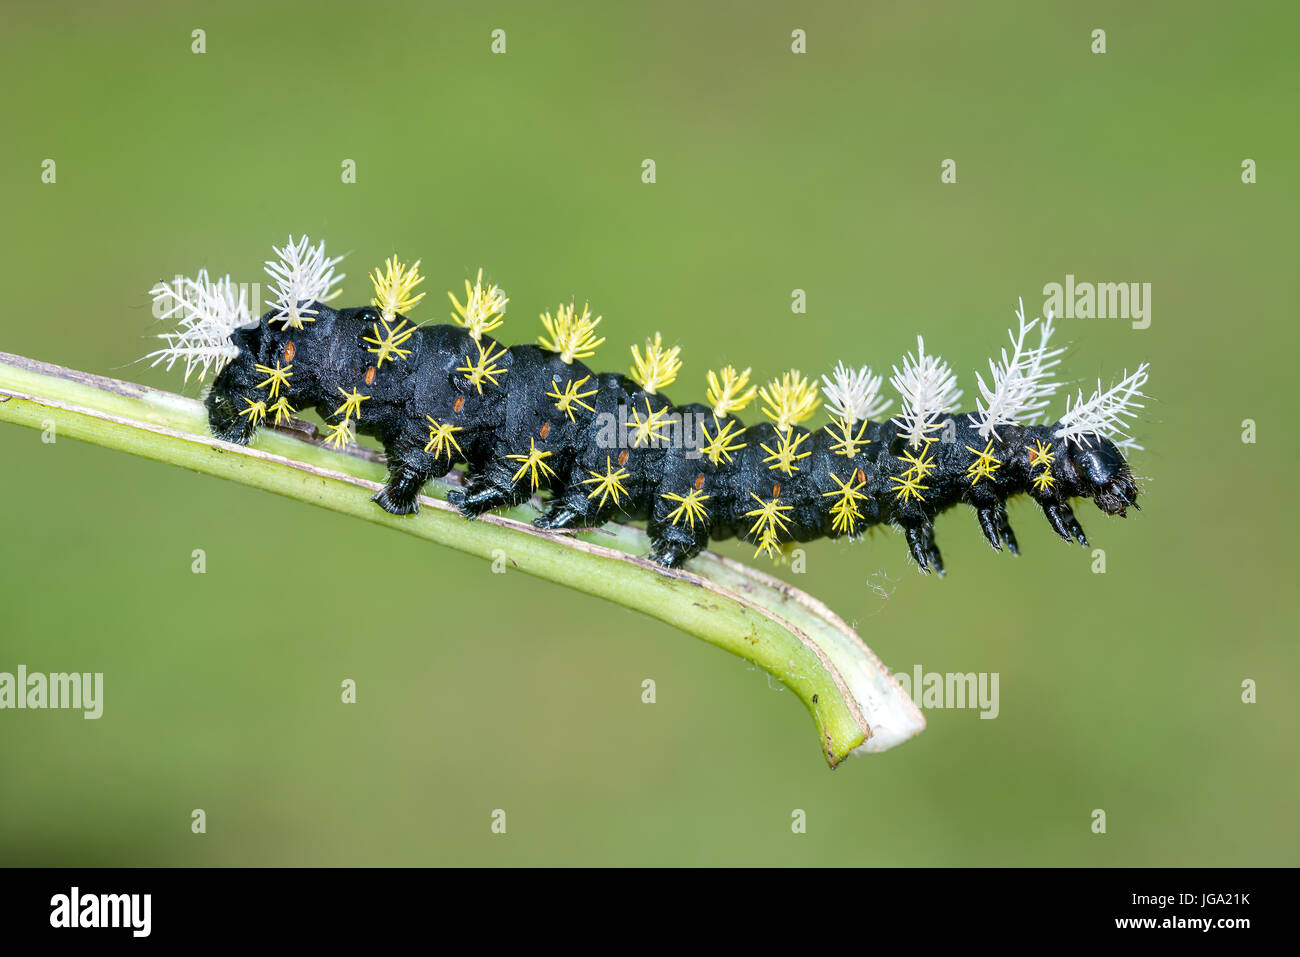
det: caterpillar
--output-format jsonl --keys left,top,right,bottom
{"left": 147, "top": 236, "right": 1150, "bottom": 575}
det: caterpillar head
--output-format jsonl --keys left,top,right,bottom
{"left": 1069, "top": 437, "right": 1140, "bottom": 517}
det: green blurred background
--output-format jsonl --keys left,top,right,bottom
{"left": 1, "top": 0, "right": 1297, "bottom": 866}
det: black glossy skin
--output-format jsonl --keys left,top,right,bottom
{"left": 207, "top": 303, "right": 1141, "bottom": 575}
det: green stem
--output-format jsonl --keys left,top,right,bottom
{"left": 0, "top": 352, "right": 923, "bottom": 767}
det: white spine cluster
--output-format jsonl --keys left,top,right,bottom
{"left": 970, "top": 300, "right": 1065, "bottom": 440}
{"left": 145, "top": 270, "right": 249, "bottom": 381}
{"left": 890, "top": 336, "right": 963, "bottom": 447}
{"left": 821, "top": 362, "right": 892, "bottom": 424}
{"left": 1055, "top": 364, "right": 1151, "bottom": 450}
{"left": 264, "top": 235, "right": 344, "bottom": 328}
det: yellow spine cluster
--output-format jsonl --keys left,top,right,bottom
{"left": 629, "top": 333, "right": 682, "bottom": 395}
{"left": 890, "top": 444, "right": 935, "bottom": 503}
{"left": 760, "top": 428, "right": 811, "bottom": 476}
{"left": 254, "top": 361, "right": 293, "bottom": 398}
{"left": 424, "top": 416, "right": 464, "bottom": 461}
{"left": 363, "top": 316, "right": 416, "bottom": 367}
{"left": 1029, "top": 439, "right": 1057, "bottom": 492}
{"left": 699, "top": 418, "right": 746, "bottom": 465}
{"left": 448, "top": 268, "right": 507, "bottom": 340}
{"left": 823, "top": 470, "right": 869, "bottom": 535}
{"left": 705, "top": 366, "right": 757, "bottom": 419}
{"left": 370, "top": 256, "right": 426, "bottom": 321}
{"left": 363, "top": 257, "right": 423, "bottom": 369}
{"left": 582, "top": 457, "right": 631, "bottom": 508}
{"left": 539, "top": 302, "right": 605, "bottom": 364}
{"left": 457, "top": 339, "right": 510, "bottom": 393}
{"left": 759, "top": 370, "right": 820, "bottom": 432}
{"left": 627, "top": 399, "right": 672, "bottom": 447}
{"left": 267, "top": 396, "right": 296, "bottom": 426}
{"left": 662, "top": 488, "right": 711, "bottom": 530}
{"left": 322, "top": 418, "right": 355, "bottom": 450}
{"left": 827, "top": 417, "right": 870, "bottom": 458}
{"left": 745, "top": 492, "right": 793, "bottom": 559}
{"left": 547, "top": 375, "right": 599, "bottom": 422}
{"left": 239, "top": 397, "right": 267, "bottom": 426}
{"left": 507, "top": 438, "right": 557, "bottom": 491}
{"left": 964, "top": 440, "right": 1002, "bottom": 485}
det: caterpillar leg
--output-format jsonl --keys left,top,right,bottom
{"left": 447, "top": 480, "right": 508, "bottom": 517}
{"left": 536, "top": 486, "right": 645, "bottom": 536}
{"left": 976, "top": 506, "right": 1003, "bottom": 552}
{"left": 973, "top": 503, "right": 1019, "bottom": 555}
{"left": 373, "top": 461, "right": 434, "bottom": 515}
{"left": 446, "top": 465, "right": 528, "bottom": 518}
{"left": 903, "top": 522, "right": 946, "bottom": 576}
{"left": 1041, "top": 501, "right": 1089, "bottom": 547}
{"left": 647, "top": 519, "right": 708, "bottom": 569}
{"left": 533, "top": 501, "right": 587, "bottom": 530}
{"left": 205, "top": 388, "right": 259, "bottom": 445}
{"left": 995, "top": 504, "right": 1019, "bottom": 555}
{"left": 536, "top": 453, "right": 647, "bottom": 532}
{"left": 648, "top": 537, "right": 706, "bottom": 569}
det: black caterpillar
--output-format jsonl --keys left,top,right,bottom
{"left": 149, "top": 238, "right": 1149, "bottom": 575}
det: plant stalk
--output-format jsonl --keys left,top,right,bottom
{"left": 0, "top": 351, "right": 924, "bottom": 767}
